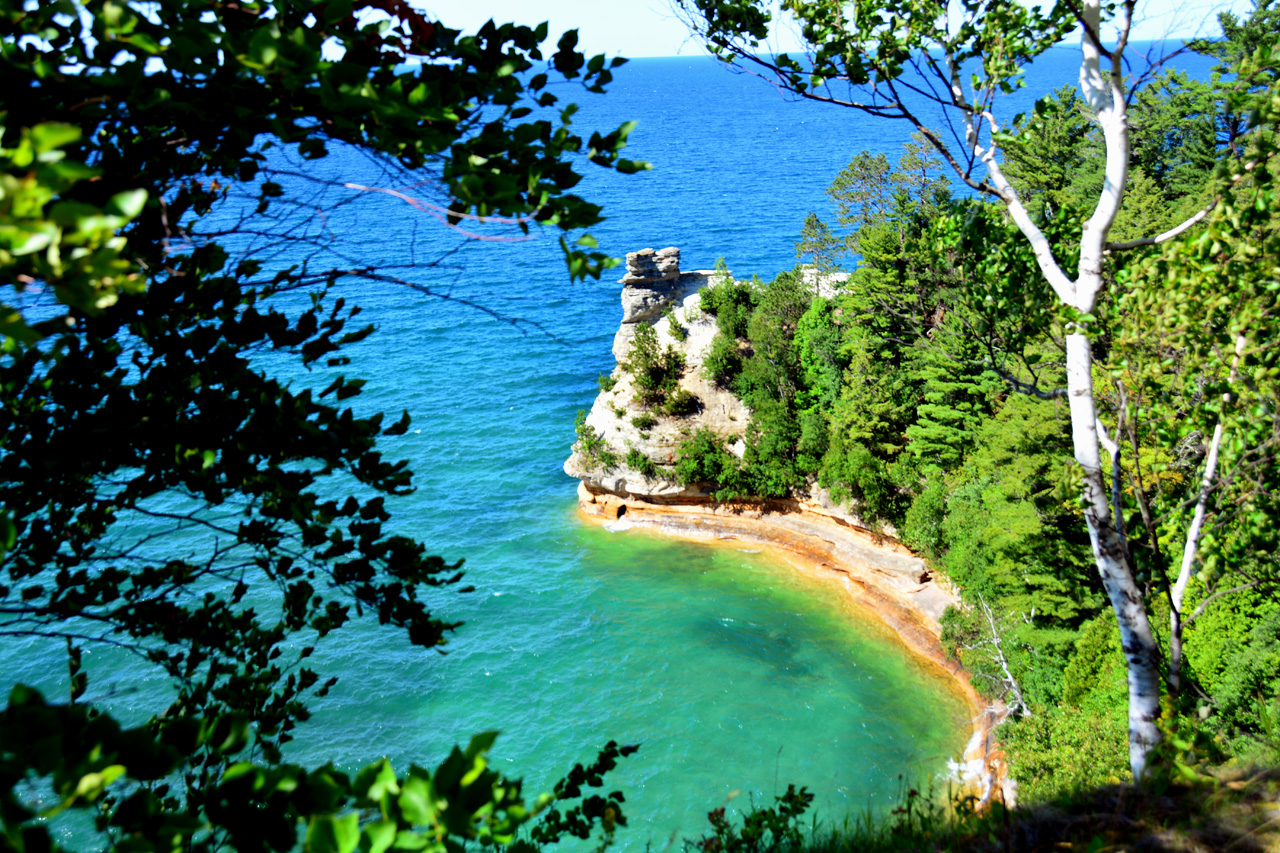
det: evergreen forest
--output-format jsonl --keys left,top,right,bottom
{"left": 667, "top": 0, "right": 1280, "bottom": 805}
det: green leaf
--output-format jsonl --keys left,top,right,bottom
{"left": 398, "top": 775, "right": 436, "bottom": 825}
{"left": 615, "top": 159, "right": 651, "bottom": 174}
{"left": 363, "top": 819, "right": 397, "bottom": 853}
{"left": 106, "top": 189, "right": 148, "bottom": 219}
{"left": 248, "top": 26, "right": 281, "bottom": 68}
{"left": 29, "top": 122, "right": 81, "bottom": 153}
{"left": 307, "top": 813, "right": 360, "bottom": 853}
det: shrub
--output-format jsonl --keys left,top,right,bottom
{"left": 624, "top": 321, "right": 686, "bottom": 408}
{"left": 698, "top": 262, "right": 757, "bottom": 339}
{"left": 631, "top": 413, "right": 658, "bottom": 430}
{"left": 662, "top": 388, "right": 699, "bottom": 417}
{"left": 675, "top": 428, "right": 743, "bottom": 500}
{"left": 596, "top": 372, "right": 617, "bottom": 392}
{"left": 702, "top": 331, "right": 744, "bottom": 387}
{"left": 625, "top": 447, "right": 657, "bottom": 478}
{"left": 574, "top": 409, "right": 619, "bottom": 469}
{"left": 663, "top": 304, "right": 687, "bottom": 341}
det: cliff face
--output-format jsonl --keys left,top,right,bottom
{"left": 562, "top": 246, "right": 957, "bottom": 619}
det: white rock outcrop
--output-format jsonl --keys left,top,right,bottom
{"left": 565, "top": 247, "right": 748, "bottom": 498}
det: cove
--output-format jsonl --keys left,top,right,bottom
{"left": 276, "top": 486, "right": 972, "bottom": 850}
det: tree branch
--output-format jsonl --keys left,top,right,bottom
{"left": 1171, "top": 332, "right": 1248, "bottom": 614}
{"left": 1186, "top": 580, "right": 1264, "bottom": 626}
{"left": 1106, "top": 157, "right": 1267, "bottom": 251}
{"left": 979, "top": 594, "right": 1030, "bottom": 717}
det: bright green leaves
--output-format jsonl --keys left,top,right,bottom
{"left": 560, "top": 235, "right": 622, "bottom": 282}
{"left": 1112, "top": 57, "right": 1280, "bottom": 590}
{"left": 3, "top": 694, "right": 598, "bottom": 853}
{"left": 307, "top": 813, "right": 360, "bottom": 853}
{"left": 0, "top": 122, "right": 146, "bottom": 342}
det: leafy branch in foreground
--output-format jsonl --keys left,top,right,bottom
{"left": 1, "top": 0, "right": 647, "bottom": 848}
{"left": 0, "top": 686, "right": 633, "bottom": 853}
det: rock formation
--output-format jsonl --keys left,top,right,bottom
{"left": 565, "top": 246, "right": 748, "bottom": 499}
{"left": 611, "top": 247, "right": 714, "bottom": 362}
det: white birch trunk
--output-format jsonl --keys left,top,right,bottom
{"left": 1065, "top": 332, "right": 1164, "bottom": 780}
{"left": 1074, "top": 10, "right": 1165, "bottom": 775}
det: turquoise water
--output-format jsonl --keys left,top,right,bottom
{"left": 288, "top": 519, "right": 970, "bottom": 844}
{"left": 2, "top": 46, "right": 1217, "bottom": 848}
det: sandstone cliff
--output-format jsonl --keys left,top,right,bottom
{"left": 563, "top": 246, "right": 749, "bottom": 498}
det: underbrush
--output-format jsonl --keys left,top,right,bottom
{"left": 685, "top": 769, "right": 1280, "bottom": 853}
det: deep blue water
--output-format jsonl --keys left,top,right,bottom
{"left": 2, "top": 43, "right": 1215, "bottom": 849}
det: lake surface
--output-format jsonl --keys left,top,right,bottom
{"left": 2, "top": 41, "right": 1213, "bottom": 848}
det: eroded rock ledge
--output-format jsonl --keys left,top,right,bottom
{"left": 565, "top": 247, "right": 1011, "bottom": 805}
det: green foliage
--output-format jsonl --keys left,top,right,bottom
{"left": 598, "top": 372, "right": 618, "bottom": 392}
{"left": 0, "top": 685, "right": 634, "bottom": 853}
{"left": 996, "top": 621, "right": 1130, "bottom": 801}
{"left": 625, "top": 447, "right": 658, "bottom": 478}
{"left": 694, "top": 786, "right": 813, "bottom": 853}
{"left": 900, "top": 477, "right": 947, "bottom": 559}
{"left": 1000, "top": 701, "right": 1130, "bottom": 802}
{"left": 624, "top": 321, "right": 687, "bottom": 409}
{"left": 903, "top": 349, "right": 1003, "bottom": 471}
{"left": 1184, "top": 588, "right": 1280, "bottom": 754}
{"left": 703, "top": 331, "right": 746, "bottom": 387}
{"left": 818, "top": 437, "right": 907, "bottom": 523}
{"left": 631, "top": 413, "right": 658, "bottom": 431}
{"left": 0, "top": 123, "right": 146, "bottom": 342}
{"left": 663, "top": 388, "right": 701, "bottom": 417}
{"left": 795, "top": 212, "right": 846, "bottom": 273}
{"left": 698, "top": 265, "right": 757, "bottom": 340}
{"left": 1000, "top": 86, "right": 1102, "bottom": 215}
{"left": 576, "top": 410, "right": 620, "bottom": 469}
{"left": 531, "top": 741, "right": 640, "bottom": 844}
{"left": 674, "top": 428, "right": 744, "bottom": 500}
{"left": 794, "top": 298, "right": 848, "bottom": 414}
{"left": 664, "top": 304, "right": 688, "bottom": 342}
{"left": 0, "top": 1, "right": 654, "bottom": 846}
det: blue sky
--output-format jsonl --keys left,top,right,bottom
{"left": 429, "top": 0, "right": 1252, "bottom": 58}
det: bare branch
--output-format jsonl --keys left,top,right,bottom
{"left": 1107, "top": 157, "right": 1268, "bottom": 251}
{"left": 979, "top": 595, "right": 1030, "bottom": 717}
{"left": 1172, "top": 332, "right": 1248, "bottom": 613}
{"left": 1186, "top": 580, "right": 1265, "bottom": 626}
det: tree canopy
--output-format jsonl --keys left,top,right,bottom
{"left": 676, "top": 0, "right": 1280, "bottom": 780}
{"left": 0, "top": 1, "right": 643, "bottom": 849}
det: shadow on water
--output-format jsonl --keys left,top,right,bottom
{"left": 690, "top": 616, "right": 815, "bottom": 680}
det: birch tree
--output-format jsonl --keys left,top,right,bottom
{"left": 675, "top": 0, "right": 1279, "bottom": 780}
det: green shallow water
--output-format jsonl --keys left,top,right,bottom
{"left": 277, "top": 494, "right": 972, "bottom": 848}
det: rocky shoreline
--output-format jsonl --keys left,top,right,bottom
{"left": 564, "top": 247, "right": 1012, "bottom": 807}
